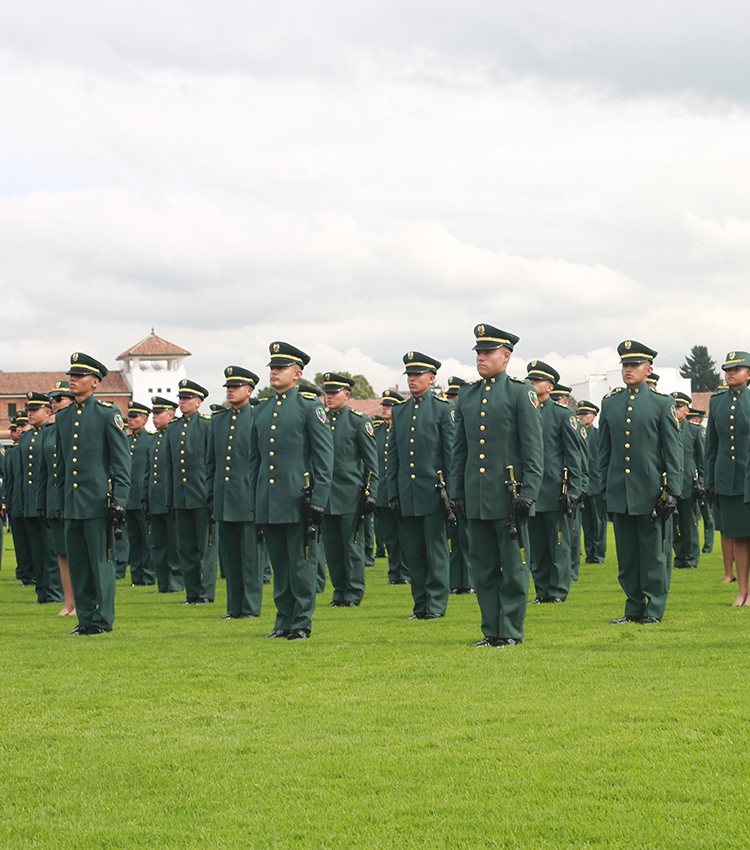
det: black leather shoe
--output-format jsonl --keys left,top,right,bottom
{"left": 263, "top": 628, "right": 289, "bottom": 638}
{"left": 328, "top": 600, "right": 345, "bottom": 607}
{"left": 464, "top": 588, "right": 476, "bottom": 594}
{"left": 530, "top": 597, "right": 544, "bottom": 604}
{"left": 388, "top": 580, "right": 397, "bottom": 585}
{"left": 218, "top": 614, "right": 236, "bottom": 620}
{"left": 406, "top": 613, "right": 424, "bottom": 620}
{"left": 610, "top": 616, "right": 638, "bottom": 624}
{"left": 180, "top": 598, "right": 194, "bottom": 605}
{"left": 343, "top": 601, "right": 359, "bottom": 607}
{"left": 235, "top": 613, "right": 259, "bottom": 619}
{"left": 450, "top": 588, "right": 460, "bottom": 595}
{"left": 491, "top": 637, "right": 522, "bottom": 647}
{"left": 84, "top": 625, "right": 109, "bottom": 635}
{"left": 471, "top": 637, "right": 493, "bottom": 647}
{"left": 637, "top": 616, "right": 660, "bottom": 625}
{"left": 286, "top": 628, "right": 310, "bottom": 640}
{"left": 262, "top": 578, "right": 271, "bottom": 585}
{"left": 193, "top": 597, "right": 212, "bottom": 605}
{"left": 423, "top": 613, "right": 443, "bottom": 620}
{"left": 65, "top": 625, "right": 88, "bottom": 635}
{"left": 396, "top": 579, "right": 410, "bottom": 584}
{"left": 545, "top": 596, "right": 564, "bottom": 604}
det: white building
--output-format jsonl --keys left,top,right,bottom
{"left": 117, "top": 330, "right": 191, "bottom": 407}
{"left": 571, "top": 367, "right": 692, "bottom": 419}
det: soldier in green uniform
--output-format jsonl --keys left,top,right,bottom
{"left": 38, "top": 381, "right": 77, "bottom": 615}
{"left": 444, "top": 376, "right": 474, "bottom": 595}
{"left": 320, "top": 372, "right": 378, "bottom": 607}
{"left": 166, "top": 378, "right": 216, "bottom": 605}
{"left": 56, "top": 352, "right": 131, "bottom": 634}
{"left": 207, "top": 366, "right": 263, "bottom": 620}
{"left": 671, "top": 392, "right": 703, "bottom": 569}
{"left": 688, "top": 408, "right": 715, "bottom": 554}
{"left": 707, "top": 352, "right": 750, "bottom": 606}
{"left": 451, "top": 324, "right": 544, "bottom": 646}
{"left": 142, "top": 396, "right": 183, "bottom": 593}
{"left": 388, "top": 351, "right": 454, "bottom": 620}
{"left": 375, "top": 389, "right": 409, "bottom": 585}
{"left": 6, "top": 413, "right": 35, "bottom": 585}
{"left": 576, "top": 401, "right": 607, "bottom": 564}
{"left": 249, "top": 341, "right": 334, "bottom": 640}
{"left": 0, "top": 442, "right": 5, "bottom": 572}
{"left": 124, "top": 401, "right": 155, "bottom": 586}
{"left": 298, "top": 380, "right": 327, "bottom": 593}
{"left": 21, "top": 392, "right": 64, "bottom": 604}
{"left": 646, "top": 373, "right": 660, "bottom": 390}
{"left": 599, "top": 341, "right": 682, "bottom": 624}
{"left": 525, "top": 364, "right": 584, "bottom": 603}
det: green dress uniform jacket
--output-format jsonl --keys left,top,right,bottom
{"left": 374, "top": 419, "right": 409, "bottom": 583}
{"left": 710, "top": 386, "right": 750, "bottom": 497}
{"left": 529, "top": 399, "right": 584, "bottom": 602}
{"left": 125, "top": 428, "right": 154, "bottom": 585}
{"left": 5, "top": 444, "right": 34, "bottom": 582}
{"left": 36, "top": 421, "right": 67, "bottom": 555}
{"left": 581, "top": 425, "right": 607, "bottom": 563}
{"left": 142, "top": 421, "right": 183, "bottom": 593}
{"left": 165, "top": 411, "right": 216, "bottom": 602}
{"left": 451, "top": 372, "right": 544, "bottom": 641}
{"left": 249, "top": 389, "right": 334, "bottom": 633}
{"left": 56, "top": 396, "right": 132, "bottom": 632}
{"left": 673, "top": 418, "right": 704, "bottom": 568}
{"left": 598, "top": 384, "right": 682, "bottom": 621}
{"left": 20, "top": 424, "right": 63, "bottom": 602}
{"left": 323, "top": 405, "right": 378, "bottom": 605}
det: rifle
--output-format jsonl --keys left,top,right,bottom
{"left": 354, "top": 471, "right": 373, "bottom": 544}
{"left": 435, "top": 469, "right": 456, "bottom": 552}
{"left": 504, "top": 465, "right": 526, "bottom": 564}
{"left": 301, "top": 471, "right": 316, "bottom": 561}
{"left": 558, "top": 467, "right": 569, "bottom": 545}
{"left": 106, "top": 480, "right": 125, "bottom": 563}
{"left": 692, "top": 470, "right": 705, "bottom": 519}
{"left": 650, "top": 472, "right": 670, "bottom": 552}
{"left": 0, "top": 500, "right": 8, "bottom": 533}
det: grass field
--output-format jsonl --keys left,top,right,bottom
{"left": 1, "top": 525, "right": 747, "bottom": 849}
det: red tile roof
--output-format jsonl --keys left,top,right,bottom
{"left": 0, "top": 371, "right": 130, "bottom": 395}
{"left": 117, "top": 331, "right": 191, "bottom": 359}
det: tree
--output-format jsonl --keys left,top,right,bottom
{"left": 314, "top": 371, "right": 376, "bottom": 399}
{"left": 256, "top": 385, "right": 275, "bottom": 399}
{"left": 679, "top": 345, "right": 720, "bottom": 392}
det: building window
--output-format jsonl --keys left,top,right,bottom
{"left": 167, "top": 388, "right": 171, "bottom": 393}
{"left": 157, "top": 388, "right": 162, "bottom": 393}
{"left": 148, "top": 388, "right": 153, "bottom": 393}
{"left": 8, "top": 402, "right": 17, "bottom": 418}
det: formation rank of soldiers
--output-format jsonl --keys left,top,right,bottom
{"left": 0, "top": 326, "right": 741, "bottom": 645}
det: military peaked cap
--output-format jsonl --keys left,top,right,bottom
{"left": 472, "top": 323, "right": 519, "bottom": 351}
{"left": 618, "top": 340, "right": 657, "bottom": 363}
{"left": 151, "top": 395, "right": 178, "bottom": 411}
{"left": 67, "top": 351, "right": 108, "bottom": 378}
{"left": 446, "top": 376, "right": 468, "bottom": 394}
{"left": 26, "top": 391, "right": 51, "bottom": 409}
{"left": 15, "top": 411, "right": 29, "bottom": 425}
{"left": 671, "top": 392, "right": 691, "bottom": 407}
{"left": 267, "top": 341, "right": 310, "bottom": 367}
{"left": 381, "top": 389, "right": 405, "bottom": 405}
{"left": 526, "top": 360, "right": 560, "bottom": 385}
{"left": 127, "top": 401, "right": 152, "bottom": 416}
{"left": 49, "top": 380, "right": 74, "bottom": 399}
{"left": 322, "top": 372, "right": 355, "bottom": 392}
{"left": 576, "top": 400, "right": 600, "bottom": 415}
{"left": 210, "top": 404, "right": 225, "bottom": 414}
{"left": 298, "top": 380, "right": 323, "bottom": 396}
{"left": 722, "top": 351, "right": 750, "bottom": 370}
{"left": 223, "top": 365, "right": 260, "bottom": 387}
{"left": 402, "top": 351, "right": 441, "bottom": 374}
{"left": 178, "top": 379, "right": 209, "bottom": 399}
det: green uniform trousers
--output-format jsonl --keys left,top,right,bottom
{"left": 700, "top": 500, "right": 715, "bottom": 553}
{"left": 449, "top": 516, "right": 473, "bottom": 591}
{"left": 151, "top": 513, "right": 183, "bottom": 593}
{"left": 219, "top": 520, "right": 262, "bottom": 616}
{"left": 363, "top": 515, "right": 375, "bottom": 567}
{"left": 313, "top": 534, "right": 327, "bottom": 593}
{"left": 323, "top": 513, "right": 366, "bottom": 605}
{"left": 379, "top": 507, "right": 409, "bottom": 583}
{"left": 467, "top": 518, "right": 529, "bottom": 641}
{"left": 115, "top": 533, "right": 130, "bottom": 580}
{"left": 25, "top": 517, "right": 63, "bottom": 603}
{"left": 401, "top": 513, "right": 450, "bottom": 616}
{"left": 264, "top": 522, "right": 317, "bottom": 632}
{"left": 11, "top": 516, "right": 34, "bottom": 583}
{"left": 374, "top": 515, "right": 386, "bottom": 558}
{"left": 582, "top": 494, "right": 607, "bottom": 563}
{"left": 529, "top": 510, "right": 572, "bottom": 601}
{"left": 65, "top": 517, "right": 115, "bottom": 631}
{"left": 175, "top": 508, "right": 217, "bottom": 601}
{"left": 673, "top": 497, "right": 700, "bottom": 568}
{"left": 612, "top": 512, "right": 670, "bottom": 620}
{"left": 125, "top": 510, "right": 155, "bottom": 585}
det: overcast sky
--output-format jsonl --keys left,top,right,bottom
{"left": 1, "top": 1, "right": 749, "bottom": 400}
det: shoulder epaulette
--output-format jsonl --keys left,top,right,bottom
{"left": 299, "top": 392, "right": 317, "bottom": 400}
{"left": 605, "top": 387, "right": 623, "bottom": 397}
{"left": 97, "top": 399, "right": 114, "bottom": 407}
{"left": 146, "top": 429, "right": 156, "bottom": 435}
{"left": 352, "top": 409, "right": 363, "bottom": 416}
{"left": 373, "top": 419, "right": 384, "bottom": 427}
{"left": 167, "top": 418, "right": 180, "bottom": 425}
{"left": 555, "top": 401, "right": 569, "bottom": 408}
{"left": 435, "top": 396, "right": 450, "bottom": 404}
{"left": 654, "top": 389, "right": 669, "bottom": 396}
{"left": 201, "top": 414, "right": 211, "bottom": 420}
{"left": 510, "top": 376, "right": 525, "bottom": 383}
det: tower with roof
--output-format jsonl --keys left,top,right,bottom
{"left": 117, "top": 329, "right": 191, "bottom": 406}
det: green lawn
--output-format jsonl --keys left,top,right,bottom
{"left": 1, "top": 526, "right": 746, "bottom": 849}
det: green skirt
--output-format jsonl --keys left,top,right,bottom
{"left": 717, "top": 494, "right": 750, "bottom": 538}
{"left": 48, "top": 517, "right": 67, "bottom": 556}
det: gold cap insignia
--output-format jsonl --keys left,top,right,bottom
{"left": 531, "top": 360, "right": 537, "bottom": 367}
{"left": 181, "top": 379, "right": 187, "bottom": 387}
{"left": 407, "top": 352, "right": 414, "bottom": 360}
{"left": 624, "top": 341, "right": 632, "bottom": 349}
{"left": 56, "top": 382, "right": 62, "bottom": 388}
{"left": 477, "top": 325, "right": 485, "bottom": 336}
{"left": 27, "top": 391, "right": 32, "bottom": 399}
{"left": 730, "top": 351, "right": 736, "bottom": 360}
{"left": 325, "top": 373, "right": 330, "bottom": 381}
{"left": 72, "top": 352, "right": 79, "bottom": 362}
{"left": 151, "top": 396, "right": 157, "bottom": 403}
{"left": 227, "top": 367, "right": 233, "bottom": 376}
{"left": 273, "top": 343, "right": 280, "bottom": 353}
